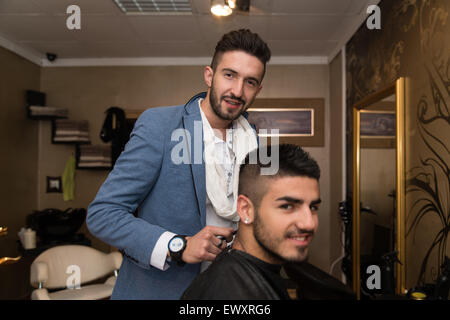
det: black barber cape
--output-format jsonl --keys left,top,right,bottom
{"left": 181, "top": 247, "right": 356, "bottom": 300}
{"left": 283, "top": 261, "right": 356, "bottom": 300}
{"left": 181, "top": 248, "right": 291, "bottom": 300}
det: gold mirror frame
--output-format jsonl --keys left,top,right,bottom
{"left": 352, "top": 77, "right": 406, "bottom": 299}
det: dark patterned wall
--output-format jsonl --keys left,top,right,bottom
{"left": 346, "top": 0, "right": 449, "bottom": 289}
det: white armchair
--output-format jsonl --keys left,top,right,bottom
{"left": 30, "top": 245, "right": 122, "bottom": 300}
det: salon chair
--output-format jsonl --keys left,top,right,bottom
{"left": 30, "top": 245, "right": 122, "bottom": 300}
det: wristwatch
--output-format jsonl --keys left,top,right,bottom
{"left": 168, "top": 235, "right": 187, "bottom": 266}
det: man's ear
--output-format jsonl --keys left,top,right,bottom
{"left": 204, "top": 66, "right": 213, "bottom": 88}
{"left": 237, "top": 194, "right": 255, "bottom": 224}
{"left": 256, "top": 85, "right": 263, "bottom": 96}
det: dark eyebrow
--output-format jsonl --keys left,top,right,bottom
{"left": 222, "top": 68, "right": 260, "bottom": 86}
{"left": 275, "top": 196, "right": 302, "bottom": 204}
{"left": 222, "top": 68, "right": 237, "bottom": 75}
{"left": 276, "top": 197, "right": 322, "bottom": 206}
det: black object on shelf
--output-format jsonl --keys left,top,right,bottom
{"left": 26, "top": 90, "right": 46, "bottom": 106}
{"left": 26, "top": 208, "right": 87, "bottom": 244}
{"left": 22, "top": 208, "right": 91, "bottom": 257}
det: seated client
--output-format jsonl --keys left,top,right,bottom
{"left": 182, "top": 144, "right": 342, "bottom": 300}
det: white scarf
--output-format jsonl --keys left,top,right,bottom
{"left": 200, "top": 103, "right": 258, "bottom": 221}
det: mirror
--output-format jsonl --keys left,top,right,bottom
{"left": 352, "top": 77, "right": 406, "bottom": 299}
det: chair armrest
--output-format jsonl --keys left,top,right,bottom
{"left": 30, "top": 261, "right": 49, "bottom": 288}
{"left": 31, "top": 288, "right": 51, "bottom": 300}
{"left": 107, "top": 251, "right": 123, "bottom": 271}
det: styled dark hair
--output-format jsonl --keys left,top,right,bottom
{"left": 238, "top": 144, "right": 320, "bottom": 205}
{"left": 211, "top": 29, "right": 271, "bottom": 77}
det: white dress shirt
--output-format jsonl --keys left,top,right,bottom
{"left": 150, "top": 99, "right": 238, "bottom": 271}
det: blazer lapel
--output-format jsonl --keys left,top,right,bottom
{"left": 182, "top": 93, "right": 207, "bottom": 226}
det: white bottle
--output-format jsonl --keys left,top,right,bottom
{"left": 18, "top": 227, "right": 26, "bottom": 246}
{"left": 23, "top": 228, "right": 36, "bottom": 249}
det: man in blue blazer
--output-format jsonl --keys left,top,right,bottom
{"left": 87, "top": 29, "right": 271, "bottom": 299}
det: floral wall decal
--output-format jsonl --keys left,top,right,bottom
{"left": 347, "top": 0, "right": 449, "bottom": 288}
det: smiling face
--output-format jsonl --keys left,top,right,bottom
{"left": 239, "top": 176, "right": 320, "bottom": 264}
{"left": 204, "top": 50, "right": 264, "bottom": 123}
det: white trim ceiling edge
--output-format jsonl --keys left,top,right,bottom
{"left": 0, "top": 36, "right": 327, "bottom": 67}
{"left": 41, "top": 55, "right": 328, "bottom": 67}
{"left": 0, "top": 34, "right": 42, "bottom": 66}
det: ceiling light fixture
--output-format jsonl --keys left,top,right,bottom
{"left": 211, "top": 0, "right": 232, "bottom": 17}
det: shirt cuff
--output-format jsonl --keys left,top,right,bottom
{"left": 150, "top": 231, "right": 177, "bottom": 271}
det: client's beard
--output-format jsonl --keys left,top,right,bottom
{"left": 253, "top": 209, "right": 313, "bottom": 264}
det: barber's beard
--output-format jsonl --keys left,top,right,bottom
{"left": 209, "top": 80, "right": 246, "bottom": 121}
{"left": 253, "top": 210, "right": 310, "bottom": 264}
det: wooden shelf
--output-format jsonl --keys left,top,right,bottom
{"left": 26, "top": 90, "right": 68, "bottom": 119}
{"left": 75, "top": 144, "right": 112, "bottom": 170}
{"left": 27, "top": 105, "right": 68, "bottom": 120}
{"left": 51, "top": 119, "right": 91, "bottom": 145}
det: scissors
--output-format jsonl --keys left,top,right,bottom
{"left": 216, "top": 230, "right": 237, "bottom": 247}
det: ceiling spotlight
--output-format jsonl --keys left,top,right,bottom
{"left": 211, "top": 0, "right": 232, "bottom": 17}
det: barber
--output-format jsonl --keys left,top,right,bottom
{"left": 87, "top": 29, "right": 271, "bottom": 299}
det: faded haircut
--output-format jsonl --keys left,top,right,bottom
{"left": 238, "top": 144, "right": 320, "bottom": 208}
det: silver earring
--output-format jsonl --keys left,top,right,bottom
{"left": 244, "top": 218, "right": 249, "bottom": 224}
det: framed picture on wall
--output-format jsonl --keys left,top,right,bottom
{"left": 247, "top": 108, "right": 314, "bottom": 137}
{"left": 46, "top": 176, "right": 62, "bottom": 193}
{"left": 360, "top": 110, "right": 396, "bottom": 148}
{"left": 247, "top": 98, "right": 324, "bottom": 147}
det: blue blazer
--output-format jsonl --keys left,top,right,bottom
{"left": 87, "top": 92, "right": 255, "bottom": 300}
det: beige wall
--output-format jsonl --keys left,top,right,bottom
{"left": 38, "top": 66, "right": 208, "bottom": 252}
{"left": 0, "top": 46, "right": 40, "bottom": 299}
{"left": 39, "top": 64, "right": 334, "bottom": 272}
{"left": 328, "top": 51, "right": 345, "bottom": 279}
{"left": 262, "top": 65, "right": 332, "bottom": 272}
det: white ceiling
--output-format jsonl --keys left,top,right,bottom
{"left": 0, "top": 0, "right": 378, "bottom": 66}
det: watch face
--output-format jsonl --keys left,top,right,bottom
{"left": 169, "top": 237, "right": 185, "bottom": 253}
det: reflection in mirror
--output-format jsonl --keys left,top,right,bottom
{"left": 359, "top": 95, "right": 397, "bottom": 298}
{"left": 352, "top": 78, "right": 406, "bottom": 300}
